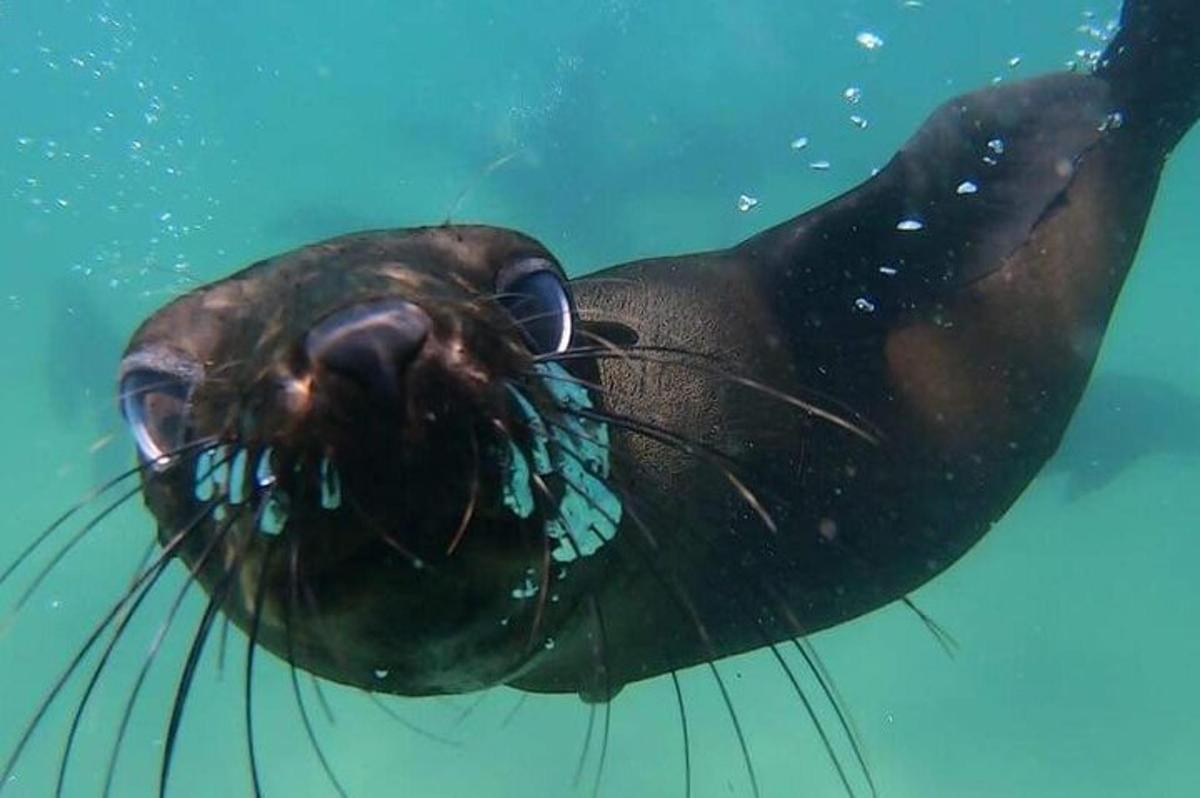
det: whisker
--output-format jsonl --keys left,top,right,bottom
{"left": 572, "top": 702, "right": 597, "bottom": 788}
{"left": 0, "top": 464, "right": 142, "bottom": 592}
{"left": 102, "top": 503, "right": 243, "bottom": 798}
{"left": 526, "top": 531, "right": 552, "bottom": 653}
{"left": 721, "top": 582, "right": 870, "bottom": 796}
{"left": 2, "top": 484, "right": 142, "bottom": 629}
{"left": 669, "top": 671, "right": 692, "bottom": 798}
{"left": 0, "top": 509, "right": 200, "bottom": 793}
{"left": 286, "top": 541, "right": 349, "bottom": 798}
{"left": 363, "top": 693, "right": 462, "bottom": 747}
{"left": 3, "top": 440, "right": 224, "bottom": 633}
{"left": 442, "top": 149, "right": 518, "bottom": 224}
{"left": 344, "top": 493, "right": 429, "bottom": 572}
{"left": 790, "top": 637, "right": 876, "bottom": 798}
{"left": 588, "top": 597, "right": 612, "bottom": 798}
{"left": 451, "top": 690, "right": 490, "bottom": 728}
{"left": 523, "top": 475, "right": 728, "bottom": 798}
{"left": 500, "top": 692, "right": 529, "bottom": 729}
{"left": 539, "top": 343, "right": 881, "bottom": 444}
{"left": 216, "top": 611, "right": 232, "bottom": 680}
{"left": 902, "top": 597, "right": 959, "bottom": 658}
{"left": 444, "top": 430, "right": 480, "bottom": 556}
{"left": 244, "top": 538, "right": 281, "bottom": 798}
{"left": 708, "top": 662, "right": 760, "bottom": 798}
{"left": 524, "top": 368, "right": 858, "bottom": 554}
{"left": 571, "top": 405, "right": 779, "bottom": 535}
{"left": 511, "top": 398, "right": 658, "bottom": 550}
{"left": 512, "top": 379, "right": 819, "bottom": 798}
{"left": 536, "top": 383, "right": 876, "bottom": 796}
{"left": 158, "top": 529, "right": 253, "bottom": 798}
{"left": 526, "top": 470, "right": 586, "bottom": 563}
{"left": 523, "top": 371, "right": 745, "bottom": 549}
{"left": 766, "top": 644, "right": 857, "bottom": 798}
{"left": 570, "top": 276, "right": 644, "bottom": 287}
{"left": 311, "top": 675, "right": 336, "bottom": 726}
{"left": 54, "top": 498, "right": 220, "bottom": 797}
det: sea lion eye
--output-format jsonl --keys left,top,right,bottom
{"left": 119, "top": 368, "right": 192, "bottom": 467}
{"left": 496, "top": 261, "right": 573, "bottom": 355}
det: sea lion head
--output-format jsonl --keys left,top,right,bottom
{"left": 118, "top": 225, "right": 620, "bottom": 696}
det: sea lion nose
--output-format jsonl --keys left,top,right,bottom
{"left": 305, "top": 299, "right": 431, "bottom": 400}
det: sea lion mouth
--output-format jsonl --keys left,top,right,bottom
{"left": 112, "top": 226, "right": 620, "bottom": 696}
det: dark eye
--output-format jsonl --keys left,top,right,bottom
{"left": 496, "top": 263, "right": 573, "bottom": 355}
{"left": 120, "top": 369, "right": 192, "bottom": 466}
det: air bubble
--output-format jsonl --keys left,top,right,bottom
{"left": 736, "top": 194, "right": 759, "bottom": 213}
{"left": 855, "top": 32, "right": 884, "bottom": 51}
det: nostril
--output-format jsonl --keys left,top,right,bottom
{"left": 305, "top": 299, "right": 431, "bottom": 400}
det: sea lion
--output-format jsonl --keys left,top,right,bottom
{"left": 3, "top": 0, "right": 1198, "bottom": 795}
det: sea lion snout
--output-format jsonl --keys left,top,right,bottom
{"left": 304, "top": 298, "right": 431, "bottom": 402}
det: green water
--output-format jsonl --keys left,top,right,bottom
{"left": 1, "top": 0, "right": 1198, "bottom": 795}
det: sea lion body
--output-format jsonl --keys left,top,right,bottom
{"left": 513, "top": 69, "right": 1176, "bottom": 692}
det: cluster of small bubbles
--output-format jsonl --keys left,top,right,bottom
{"left": 1098, "top": 111, "right": 1125, "bottom": 132}
{"left": 736, "top": 194, "right": 759, "bottom": 213}
{"left": 850, "top": 114, "right": 869, "bottom": 130}
{"left": 8, "top": 4, "right": 222, "bottom": 297}
{"left": 511, "top": 575, "right": 539, "bottom": 599}
{"left": 1069, "top": 11, "right": 1117, "bottom": 71}
{"left": 855, "top": 31, "right": 885, "bottom": 51}
{"left": 843, "top": 86, "right": 863, "bottom": 105}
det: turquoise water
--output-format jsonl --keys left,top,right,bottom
{"left": 2, "top": 0, "right": 1198, "bottom": 795}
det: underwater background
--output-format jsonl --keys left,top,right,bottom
{"left": 1, "top": 0, "right": 1198, "bottom": 795}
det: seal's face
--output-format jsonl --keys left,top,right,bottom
{"left": 117, "top": 226, "right": 615, "bottom": 695}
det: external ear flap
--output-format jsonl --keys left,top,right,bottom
{"left": 577, "top": 319, "right": 639, "bottom": 349}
